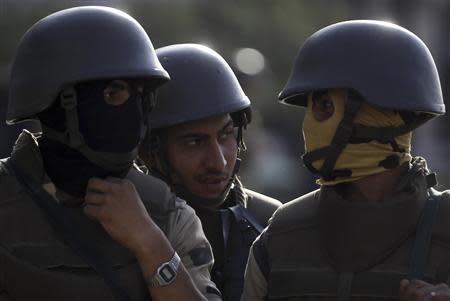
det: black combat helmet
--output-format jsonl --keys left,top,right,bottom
{"left": 278, "top": 20, "right": 445, "bottom": 181}
{"left": 279, "top": 20, "right": 445, "bottom": 115}
{"left": 149, "top": 43, "right": 251, "bottom": 129}
{"left": 142, "top": 43, "right": 250, "bottom": 207}
{"left": 8, "top": 6, "right": 169, "bottom": 124}
{"left": 7, "top": 6, "right": 170, "bottom": 174}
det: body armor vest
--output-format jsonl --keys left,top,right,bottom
{"left": 265, "top": 188, "right": 450, "bottom": 300}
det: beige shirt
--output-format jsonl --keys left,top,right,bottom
{"left": 241, "top": 246, "right": 267, "bottom": 301}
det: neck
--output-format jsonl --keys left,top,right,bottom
{"left": 341, "top": 162, "right": 409, "bottom": 203}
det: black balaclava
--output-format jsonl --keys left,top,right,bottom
{"left": 39, "top": 79, "right": 147, "bottom": 199}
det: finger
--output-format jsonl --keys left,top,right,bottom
{"left": 105, "top": 177, "right": 136, "bottom": 192}
{"left": 409, "top": 280, "right": 439, "bottom": 301}
{"left": 416, "top": 286, "right": 439, "bottom": 300}
{"left": 84, "top": 190, "right": 106, "bottom": 205}
{"left": 432, "top": 292, "right": 450, "bottom": 301}
{"left": 409, "top": 279, "right": 432, "bottom": 287}
{"left": 83, "top": 203, "right": 102, "bottom": 221}
{"left": 408, "top": 279, "right": 432, "bottom": 292}
{"left": 432, "top": 283, "right": 450, "bottom": 299}
{"left": 433, "top": 283, "right": 450, "bottom": 291}
{"left": 400, "top": 279, "right": 432, "bottom": 301}
{"left": 400, "top": 279, "right": 411, "bottom": 294}
{"left": 86, "top": 177, "right": 113, "bottom": 193}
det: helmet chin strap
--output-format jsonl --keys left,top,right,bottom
{"left": 302, "top": 90, "right": 362, "bottom": 181}
{"left": 302, "top": 90, "right": 431, "bottom": 182}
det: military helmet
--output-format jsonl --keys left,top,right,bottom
{"left": 149, "top": 43, "right": 251, "bottom": 129}
{"left": 8, "top": 6, "right": 170, "bottom": 124}
{"left": 279, "top": 20, "right": 445, "bottom": 115}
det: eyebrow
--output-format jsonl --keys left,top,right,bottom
{"left": 175, "top": 120, "right": 234, "bottom": 140}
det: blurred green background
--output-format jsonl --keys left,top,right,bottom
{"left": 1, "top": 0, "right": 449, "bottom": 201}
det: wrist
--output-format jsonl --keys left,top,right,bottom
{"left": 132, "top": 226, "right": 176, "bottom": 280}
{"left": 147, "top": 251, "right": 181, "bottom": 288}
{"left": 129, "top": 218, "right": 164, "bottom": 257}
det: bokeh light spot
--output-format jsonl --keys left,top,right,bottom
{"left": 234, "top": 48, "right": 265, "bottom": 75}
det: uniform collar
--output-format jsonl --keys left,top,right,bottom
{"left": 10, "top": 130, "right": 83, "bottom": 206}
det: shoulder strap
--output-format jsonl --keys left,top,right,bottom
{"left": 229, "top": 204, "right": 264, "bottom": 234}
{"left": 407, "top": 188, "right": 441, "bottom": 280}
{"left": 4, "top": 158, "right": 137, "bottom": 301}
{"left": 220, "top": 208, "right": 232, "bottom": 251}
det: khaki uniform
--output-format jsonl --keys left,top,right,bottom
{"left": 0, "top": 131, "right": 221, "bottom": 301}
{"left": 242, "top": 158, "right": 450, "bottom": 301}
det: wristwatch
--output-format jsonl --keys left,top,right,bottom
{"left": 148, "top": 252, "right": 181, "bottom": 288}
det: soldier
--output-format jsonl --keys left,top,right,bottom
{"left": 138, "top": 44, "right": 281, "bottom": 301}
{"left": 242, "top": 20, "right": 450, "bottom": 300}
{"left": 0, "top": 7, "right": 220, "bottom": 301}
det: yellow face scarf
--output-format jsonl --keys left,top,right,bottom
{"left": 303, "top": 88, "right": 412, "bottom": 186}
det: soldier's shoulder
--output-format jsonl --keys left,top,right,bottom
{"left": 433, "top": 188, "right": 450, "bottom": 245}
{"left": 0, "top": 158, "right": 25, "bottom": 205}
{"left": 126, "top": 168, "right": 183, "bottom": 215}
{"left": 244, "top": 188, "right": 282, "bottom": 226}
{"left": 0, "top": 157, "right": 13, "bottom": 176}
{"left": 267, "top": 189, "right": 320, "bottom": 235}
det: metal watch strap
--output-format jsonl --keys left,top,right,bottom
{"left": 148, "top": 252, "right": 181, "bottom": 288}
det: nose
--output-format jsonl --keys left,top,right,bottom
{"left": 205, "top": 140, "right": 227, "bottom": 170}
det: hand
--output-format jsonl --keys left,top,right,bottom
{"left": 83, "top": 177, "right": 159, "bottom": 255}
{"left": 84, "top": 177, "right": 206, "bottom": 301}
{"left": 399, "top": 279, "right": 450, "bottom": 301}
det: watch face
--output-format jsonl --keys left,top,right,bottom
{"left": 160, "top": 265, "right": 176, "bottom": 282}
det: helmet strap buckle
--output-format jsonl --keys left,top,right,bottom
{"left": 60, "top": 86, "right": 83, "bottom": 148}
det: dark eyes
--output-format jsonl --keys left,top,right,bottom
{"left": 185, "top": 137, "right": 203, "bottom": 146}
{"left": 313, "top": 97, "right": 333, "bottom": 112}
{"left": 312, "top": 92, "right": 335, "bottom": 121}
{"left": 103, "top": 80, "right": 132, "bottom": 106}
{"left": 183, "top": 128, "right": 235, "bottom": 147}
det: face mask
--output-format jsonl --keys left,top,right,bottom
{"left": 76, "top": 79, "right": 144, "bottom": 153}
{"left": 40, "top": 136, "right": 126, "bottom": 199}
{"left": 39, "top": 79, "right": 149, "bottom": 198}
{"left": 302, "top": 89, "right": 412, "bottom": 186}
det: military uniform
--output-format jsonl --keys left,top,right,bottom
{"left": 242, "top": 19, "right": 448, "bottom": 301}
{"left": 191, "top": 180, "right": 281, "bottom": 301}
{"left": 242, "top": 158, "right": 450, "bottom": 300}
{"left": 0, "top": 131, "right": 221, "bottom": 301}
{"left": 138, "top": 44, "right": 282, "bottom": 300}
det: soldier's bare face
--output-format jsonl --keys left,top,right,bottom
{"left": 164, "top": 114, "right": 238, "bottom": 199}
